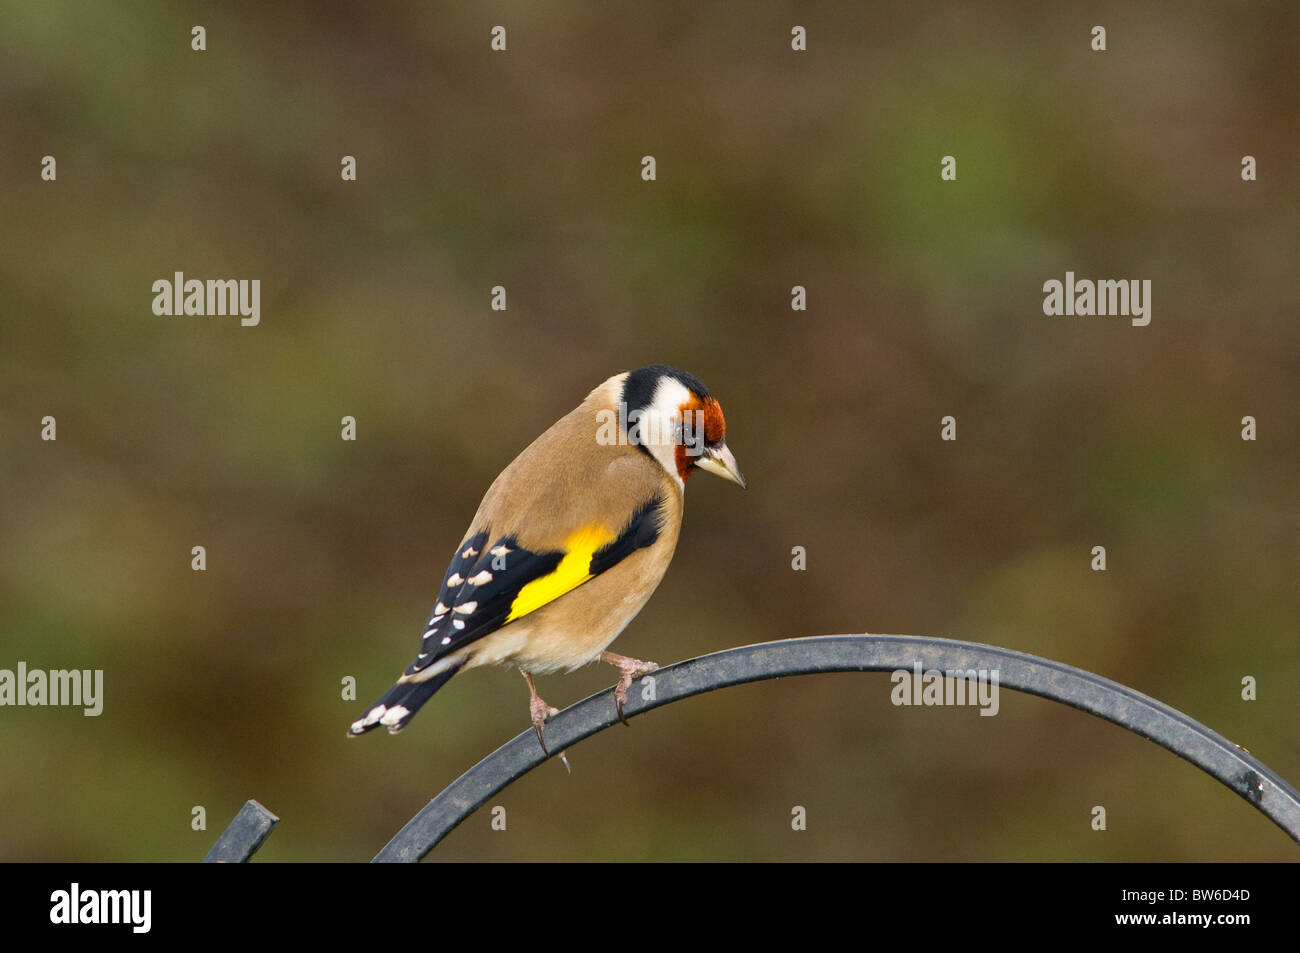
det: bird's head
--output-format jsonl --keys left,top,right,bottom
{"left": 612, "top": 364, "right": 746, "bottom": 491}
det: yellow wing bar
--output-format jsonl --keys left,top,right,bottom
{"left": 505, "top": 525, "right": 617, "bottom": 623}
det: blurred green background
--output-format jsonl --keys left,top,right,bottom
{"left": 1, "top": 1, "right": 1297, "bottom": 861}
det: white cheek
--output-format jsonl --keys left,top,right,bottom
{"left": 636, "top": 377, "right": 695, "bottom": 487}
{"left": 649, "top": 443, "right": 684, "bottom": 489}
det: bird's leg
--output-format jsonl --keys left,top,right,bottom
{"left": 600, "top": 651, "right": 660, "bottom": 725}
{"left": 524, "top": 671, "right": 559, "bottom": 755}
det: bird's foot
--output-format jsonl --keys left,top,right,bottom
{"left": 529, "top": 696, "right": 560, "bottom": 752}
{"left": 524, "top": 671, "right": 562, "bottom": 760}
{"left": 601, "top": 651, "right": 660, "bottom": 725}
{"left": 528, "top": 691, "right": 570, "bottom": 772}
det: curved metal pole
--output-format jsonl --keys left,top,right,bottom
{"left": 373, "top": 635, "right": 1300, "bottom": 861}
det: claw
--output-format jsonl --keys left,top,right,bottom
{"left": 601, "top": 651, "right": 659, "bottom": 726}
{"left": 525, "top": 671, "right": 560, "bottom": 756}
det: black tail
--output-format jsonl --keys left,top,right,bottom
{"left": 348, "top": 664, "right": 462, "bottom": 737}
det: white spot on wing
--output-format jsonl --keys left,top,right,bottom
{"left": 447, "top": 573, "right": 464, "bottom": 587}
{"left": 453, "top": 619, "right": 465, "bottom": 630}
{"left": 379, "top": 705, "right": 410, "bottom": 727}
{"left": 468, "top": 570, "right": 493, "bottom": 585}
{"left": 454, "top": 601, "right": 477, "bottom": 614}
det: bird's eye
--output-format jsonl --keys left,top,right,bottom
{"left": 678, "top": 412, "right": 706, "bottom": 457}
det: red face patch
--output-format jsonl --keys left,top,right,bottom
{"left": 673, "top": 443, "right": 694, "bottom": 483}
{"left": 673, "top": 395, "right": 726, "bottom": 483}
{"left": 700, "top": 397, "right": 726, "bottom": 444}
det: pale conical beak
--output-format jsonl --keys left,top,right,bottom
{"left": 694, "top": 442, "right": 746, "bottom": 488}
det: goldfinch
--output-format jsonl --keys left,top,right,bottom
{"left": 348, "top": 365, "right": 744, "bottom": 751}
